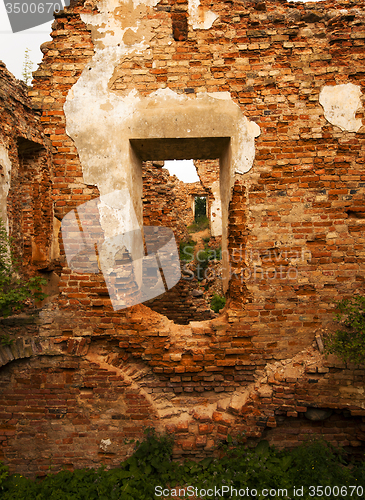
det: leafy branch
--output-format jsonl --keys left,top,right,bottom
{"left": 325, "top": 296, "right": 365, "bottom": 365}
{"left": 0, "top": 218, "right": 47, "bottom": 319}
{"left": 21, "top": 48, "right": 34, "bottom": 86}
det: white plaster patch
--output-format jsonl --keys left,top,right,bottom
{"left": 210, "top": 180, "right": 222, "bottom": 237}
{"left": 319, "top": 83, "right": 363, "bottom": 132}
{"left": 207, "top": 92, "right": 231, "bottom": 101}
{"left": 65, "top": 0, "right": 260, "bottom": 297}
{"left": 0, "top": 143, "right": 12, "bottom": 232}
{"left": 100, "top": 438, "right": 112, "bottom": 451}
{"left": 234, "top": 119, "right": 261, "bottom": 174}
{"left": 81, "top": 0, "right": 160, "bottom": 48}
{"left": 188, "top": 0, "right": 218, "bottom": 30}
{"left": 98, "top": 190, "right": 140, "bottom": 237}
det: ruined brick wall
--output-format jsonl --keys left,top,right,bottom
{"left": 195, "top": 159, "right": 222, "bottom": 245}
{"left": 142, "top": 160, "right": 216, "bottom": 323}
{"left": 143, "top": 160, "right": 214, "bottom": 233}
{"left": 0, "top": 345, "right": 159, "bottom": 476}
{"left": 195, "top": 160, "right": 219, "bottom": 190}
{"left": 142, "top": 160, "right": 191, "bottom": 241}
{"left": 144, "top": 273, "right": 216, "bottom": 324}
{"left": 0, "top": 0, "right": 364, "bottom": 478}
{"left": 0, "top": 62, "right": 53, "bottom": 276}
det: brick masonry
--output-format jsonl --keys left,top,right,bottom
{"left": 0, "top": 62, "right": 53, "bottom": 276}
{"left": 0, "top": 0, "right": 365, "bottom": 477}
{"left": 142, "top": 160, "right": 219, "bottom": 323}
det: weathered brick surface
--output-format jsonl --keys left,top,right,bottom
{"left": 142, "top": 160, "right": 218, "bottom": 323}
{"left": 0, "top": 62, "right": 53, "bottom": 275}
{"left": 143, "top": 160, "right": 192, "bottom": 241}
{"left": 0, "top": 352, "right": 158, "bottom": 476}
{"left": 0, "top": 0, "right": 364, "bottom": 477}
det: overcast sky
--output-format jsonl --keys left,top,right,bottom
{"left": 0, "top": 1, "right": 53, "bottom": 80}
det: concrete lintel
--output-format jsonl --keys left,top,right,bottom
{"left": 130, "top": 137, "right": 230, "bottom": 161}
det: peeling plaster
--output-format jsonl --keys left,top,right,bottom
{"left": 65, "top": 0, "right": 260, "bottom": 294}
{"left": 65, "top": 83, "right": 260, "bottom": 198}
{"left": 81, "top": 0, "right": 160, "bottom": 49}
{"left": 100, "top": 438, "right": 112, "bottom": 451}
{"left": 0, "top": 143, "right": 12, "bottom": 232}
{"left": 210, "top": 180, "right": 222, "bottom": 237}
{"left": 65, "top": 82, "right": 260, "bottom": 296}
{"left": 319, "top": 83, "right": 363, "bottom": 132}
{"left": 66, "top": 0, "right": 260, "bottom": 198}
{"left": 188, "top": 0, "right": 218, "bottom": 30}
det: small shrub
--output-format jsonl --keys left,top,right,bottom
{"left": 195, "top": 248, "right": 210, "bottom": 280}
{"left": 0, "top": 334, "right": 13, "bottom": 346}
{"left": 194, "top": 196, "right": 207, "bottom": 221}
{"left": 210, "top": 293, "right": 226, "bottom": 313}
{"left": 0, "top": 437, "right": 364, "bottom": 499}
{"left": 179, "top": 239, "right": 196, "bottom": 262}
{"left": 187, "top": 215, "right": 209, "bottom": 233}
{"left": 0, "top": 218, "right": 47, "bottom": 319}
{"left": 195, "top": 245, "right": 221, "bottom": 281}
{"left": 325, "top": 296, "right": 365, "bottom": 364}
{"left": 0, "top": 461, "right": 9, "bottom": 493}
{"left": 288, "top": 438, "right": 353, "bottom": 488}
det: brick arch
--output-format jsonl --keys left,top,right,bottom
{"left": 0, "top": 343, "right": 160, "bottom": 477}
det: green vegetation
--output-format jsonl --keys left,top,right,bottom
{"left": 195, "top": 245, "right": 222, "bottom": 281}
{"left": 0, "top": 218, "right": 47, "bottom": 319}
{"left": 180, "top": 238, "right": 222, "bottom": 282}
{"left": 0, "top": 431, "right": 364, "bottom": 499}
{"left": 210, "top": 293, "right": 226, "bottom": 313}
{"left": 21, "top": 48, "right": 34, "bottom": 86}
{"left": 195, "top": 246, "right": 211, "bottom": 280}
{"left": 325, "top": 295, "right": 365, "bottom": 365}
{"left": 187, "top": 215, "right": 210, "bottom": 233}
{"left": 194, "top": 196, "right": 207, "bottom": 221}
{"left": 179, "top": 239, "right": 196, "bottom": 262}
{"left": 0, "top": 333, "right": 13, "bottom": 346}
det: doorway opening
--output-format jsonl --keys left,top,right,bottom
{"left": 194, "top": 196, "right": 207, "bottom": 221}
{"left": 141, "top": 156, "right": 225, "bottom": 324}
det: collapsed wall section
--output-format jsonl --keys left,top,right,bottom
{"left": 142, "top": 160, "right": 217, "bottom": 323}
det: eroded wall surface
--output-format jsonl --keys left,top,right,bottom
{"left": 0, "top": 62, "right": 53, "bottom": 275}
{"left": 0, "top": 0, "right": 365, "bottom": 476}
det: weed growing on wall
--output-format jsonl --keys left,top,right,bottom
{"left": 325, "top": 296, "right": 365, "bottom": 364}
{"left": 179, "top": 239, "right": 196, "bottom": 262}
{"left": 0, "top": 218, "right": 47, "bottom": 318}
{"left": 0, "top": 431, "right": 364, "bottom": 499}
{"left": 194, "top": 197, "right": 207, "bottom": 221}
{"left": 187, "top": 215, "right": 210, "bottom": 233}
{"left": 21, "top": 48, "right": 34, "bottom": 87}
{"left": 210, "top": 293, "right": 226, "bottom": 313}
{"left": 180, "top": 238, "right": 222, "bottom": 284}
